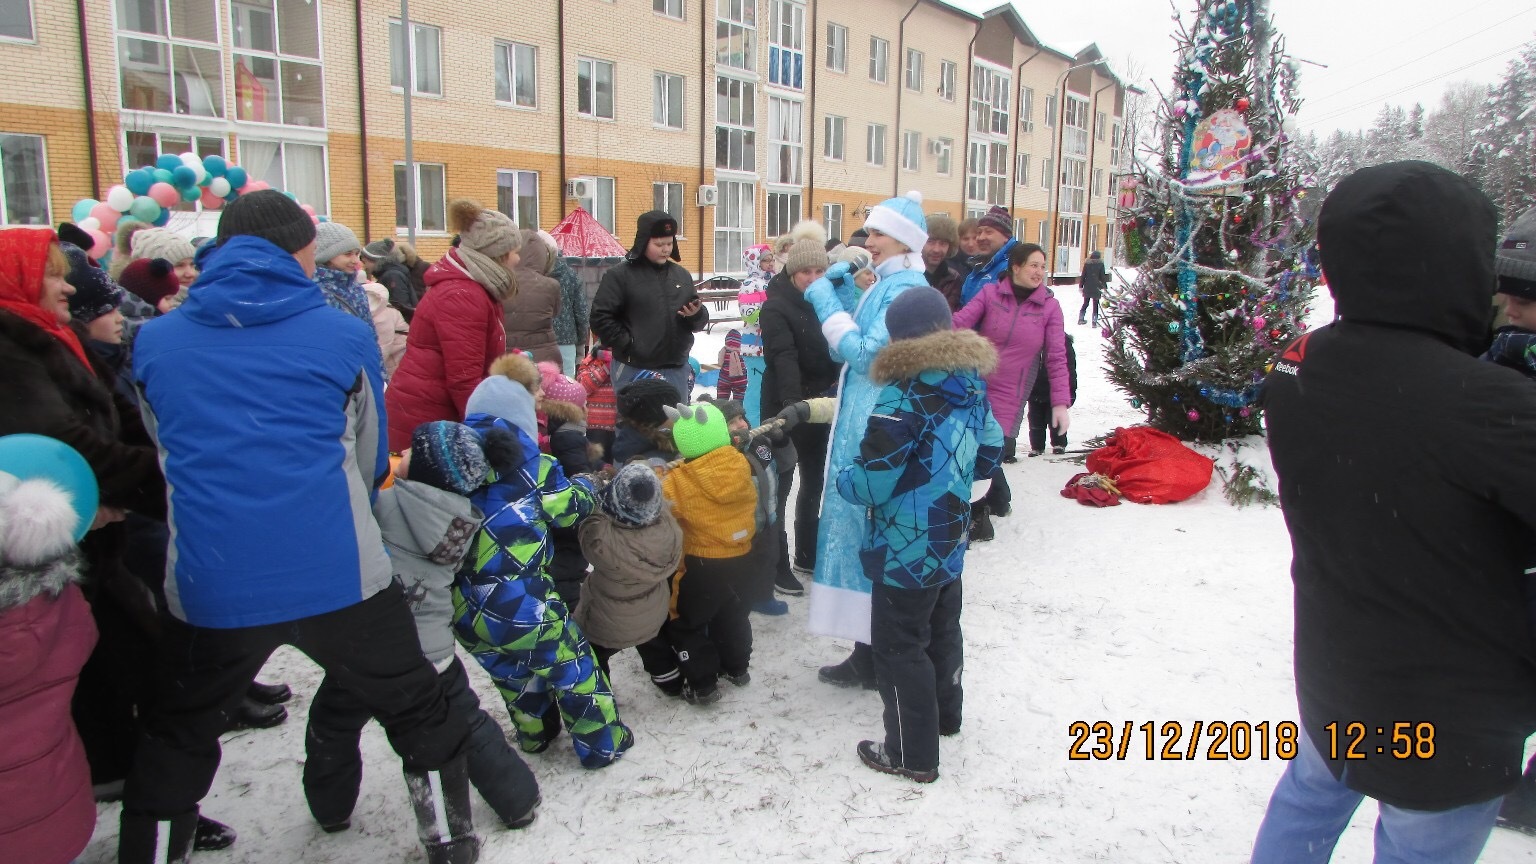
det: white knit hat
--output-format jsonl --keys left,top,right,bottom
{"left": 862, "top": 190, "right": 929, "bottom": 254}
{"left": 129, "top": 228, "right": 197, "bottom": 265}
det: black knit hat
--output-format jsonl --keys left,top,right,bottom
{"left": 61, "top": 242, "right": 124, "bottom": 323}
{"left": 57, "top": 222, "right": 95, "bottom": 255}
{"left": 616, "top": 377, "right": 681, "bottom": 428}
{"left": 216, "top": 189, "right": 317, "bottom": 254}
{"left": 885, "top": 286, "right": 954, "bottom": 341}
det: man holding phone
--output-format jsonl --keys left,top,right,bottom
{"left": 590, "top": 210, "right": 708, "bottom": 460}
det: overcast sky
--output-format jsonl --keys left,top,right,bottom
{"left": 945, "top": 0, "right": 1535, "bottom": 133}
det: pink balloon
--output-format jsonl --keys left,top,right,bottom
{"left": 310, "top": 215, "right": 320, "bottom": 225}
{"left": 89, "top": 202, "right": 119, "bottom": 233}
{"left": 199, "top": 188, "right": 224, "bottom": 210}
{"left": 300, "top": 204, "right": 315, "bottom": 215}
{"left": 87, "top": 229, "right": 110, "bottom": 259}
{"left": 149, "top": 182, "right": 180, "bottom": 208}
{"left": 250, "top": 180, "right": 271, "bottom": 192}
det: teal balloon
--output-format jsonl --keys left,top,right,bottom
{"left": 179, "top": 185, "right": 201, "bottom": 202}
{"left": 152, "top": 209, "right": 171, "bottom": 227}
{"left": 156, "top": 153, "right": 184, "bottom": 171}
{"left": 171, "top": 166, "right": 197, "bottom": 187}
{"left": 0, "top": 434, "right": 99, "bottom": 541}
{"left": 125, "top": 170, "right": 154, "bottom": 196}
{"left": 71, "top": 199, "right": 99, "bottom": 222}
{"left": 202, "top": 155, "right": 227, "bottom": 177}
{"left": 128, "top": 196, "right": 162, "bottom": 222}
{"left": 152, "top": 168, "right": 174, "bottom": 184}
{"left": 225, "top": 166, "right": 248, "bottom": 190}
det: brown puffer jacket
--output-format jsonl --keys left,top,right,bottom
{"left": 573, "top": 508, "right": 683, "bottom": 649}
{"left": 502, "top": 235, "right": 562, "bottom": 364}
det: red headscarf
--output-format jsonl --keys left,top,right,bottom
{"left": 0, "top": 227, "right": 91, "bottom": 368}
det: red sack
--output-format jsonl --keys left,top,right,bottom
{"left": 1085, "top": 427, "right": 1214, "bottom": 504}
{"left": 1061, "top": 472, "right": 1121, "bottom": 507}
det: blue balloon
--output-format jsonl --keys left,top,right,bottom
{"left": 156, "top": 153, "right": 184, "bottom": 171}
{"left": 202, "top": 154, "right": 227, "bottom": 177}
{"left": 171, "top": 165, "right": 197, "bottom": 188}
{"left": 152, "top": 168, "right": 174, "bottom": 184}
{"left": 225, "top": 166, "right": 248, "bottom": 190}
{"left": 179, "top": 185, "right": 201, "bottom": 202}
{"left": 125, "top": 169, "right": 154, "bottom": 196}
{"left": 71, "top": 199, "right": 99, "bottom": 223}
{"left": 152, "top": 208, "right": 171, "bottom": 227}
{"left": 0, "top": 434, "right": 99, "bottom": 542}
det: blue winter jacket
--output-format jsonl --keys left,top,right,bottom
{"left": 133, "top": 235, "right": 392, "bottom": 628}
{"left": 959, "top": 237, "right": 1017, "bottom": 307}
{"left": 836, "top": 328, "right": 1004, "bottom": 590}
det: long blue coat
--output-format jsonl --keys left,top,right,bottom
{"left": 802, "top": 252, "right": 928, "bottom": 642}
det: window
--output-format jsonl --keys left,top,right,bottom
{"left": 494, "top": 41, "right": 537, "bottom": 108}
{"left": 823, "top": 114, "right": 845, "bottom": 161}
{"left": 1015, "top": 152, "right": 1030, "bottom": 186}
{"left": 1037, "top": 219, "right": 1049, "bottom": 247}
{"left": 1092, "top": 168, "right": 1105, "bottom": 197}
{"left": 394, "top": 162, "right": 446, "bottom": 233}
{"left": 966, "top": 141, "right": 1007, "bottom": 205}
{"left": 117, "top": 0, "right": 223, "bottom": 118}
{"left": 1111, "top": 122, "right": 1123, "bottom": 167}
{"left": 934, "top": 136, "right": 952, "bottom": 175}
{"left": 653, "top": 182, "right": 685, "bottom": 236}
{"left": 1061, "top": 157, "right": 1086, "bottom": 214}
{"left": 868, "top": 36, "right": 888, "bottom": 84}
{"left": 822, "top": 202, "right": 842, "bottom": 244}
{"left": 825, "top": 22, "right": 846, "bottom": 72}
{"left": 904, "top": 48, "right": 922, "bottom": 92}
{"left": 715, "top": 76, "right": 755, "bottom": 172}
{"left": 766, "top": 190, "right": 800, "bottom": 237}
{"left": 1041, "top": 157, "right": 1052, "bottom": 190}
{"left": 767, "top": 96, "right": 803, "bottom": 184}
{"left": 768, "top": 0, "right": 805, "bottom": 90}
{"left": 1, "top": 0, "right": 34, "bottom": 40}
{"left": 496, "top": 169, "right": 539, "bottom": 229}
{"left": 1064, "top": 95, "right": 1089, "bottom": 156}
{"left": 1019, "top": 85, "right": 1035, "bottom": 130}
{"left": 938, "top": 60, "right": 956, "bottom": 102}
{"left": 654, "top": 0, "right": 683, "bottom": 18}
{"left": 1045, "top": 92, "right": 1057, "bottom": 127}
{"left": 714, "top": 178, "right": 754, "bottom": 271}
{"left": 576, "top": 176, "right": 616, "bottom": 234}
{"left": 244, "top": 139, "right": 328, "bottom": 215}
{"left": 654, "top": 72, "right": 684, "bottom": 128}
{"left": 969, "top": 64, "right": 1010, "bottom": 136}
{"left": 1090, "top": 222, "right": 1100, "bottom": 252}
{"left": 126, "top": 131, "right": 225, "bottom": 212}
{"left": 0, "top": 134, "right": 48, "bottom": 225}
{"left": 865, "top": 123, "right": 886, "bottom": 167}
{"left": 1095, "top": 110, "right": 1107, "bottom": 141}
{"left": 388, "top": 19, "right": 440, "bottom": 96}
{"left": 716, "top": 0, "right": 755, "bottom": 71}
{"left": 901, "top": 130, "right": 920, "bottom": 172}
{"left": 577, "top": 57, "right": 615, "bottom": 119}
{"left": 1013, "top": 217, "right": 1026, "bottom": 239}
{"left": 1057, "top": 215, "right": 1082, "bottom": 260}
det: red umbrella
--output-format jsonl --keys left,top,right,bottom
{"left": 548, "top": 206, "right": 626, "bottom": 262}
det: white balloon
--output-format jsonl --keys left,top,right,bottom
{"left": 180, "top": 152, "right": 201, "bottom": 169}
{"left": 209, "top": 177, "right": 232, "bottom": 197}
{"left": 106, "top": 185, "right": 134, "bottom": 212}
{"left": 79, "top": 217, "right": 101, "bottom": 232}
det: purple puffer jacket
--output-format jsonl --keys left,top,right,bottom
{"left": 951, "top": 276, "right": 1070, "bottom": 436}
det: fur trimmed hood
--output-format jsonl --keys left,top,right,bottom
{"left": 0, "top": 477, "right": 86, "bottom": 612}
{"left": 538, "top": 396, "right": 585, "bottom": 424}
{"left": 870, "top": 328, "right": 998, "bottom": 384}
{"left": 488, "top": 352, "right": 541, "bottom": 393}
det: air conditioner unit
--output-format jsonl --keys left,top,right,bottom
{"left": 927, "top": 139, "right": 946, "bottom": 156}
{"left": 1021, "top": 120, "right": 1035, "bottom": 133}
{"left": 565, "top": 177, "right": 594, "bottom": 200}
{"left": 697, "top": 184, "right": 719, "bottom": 207}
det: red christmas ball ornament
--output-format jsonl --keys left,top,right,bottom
{"left": 1233, "top": 213, "right": 1243, "bottom": 224}
{"left": 1235, "top": 97, "right": 1250, "bottom": 112}
{"left": 1269, "top": 329, "right": 1282, "bottom": 339}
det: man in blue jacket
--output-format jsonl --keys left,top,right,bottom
{"left": 121, "top": 191, "right": 479, "bottom": 864}
{"left": 957, "top": 205, "right": 1018, "bottom": 308}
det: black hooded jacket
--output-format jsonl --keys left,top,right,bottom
{"left": 1263, "top": 160, "right": 1536, "bottom": 810}
{"left": 589, "top": 210, "right": 707, "bottom": 369}
{"left": 758, "top": 270, "right": 841, "bottom": 418}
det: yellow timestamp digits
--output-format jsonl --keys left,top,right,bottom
{"left": 1067, "top": 720, "right": 1299, "bottom": 761}
{"left": 1323, "top": 722, "right": 1436, "bottom": 760}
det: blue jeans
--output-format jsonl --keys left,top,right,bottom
{"left": 1250, "top": 731, "right": 1500, "bottom": 864}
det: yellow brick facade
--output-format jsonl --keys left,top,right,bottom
{"left": 0, "top": 0, "right": 1130, "bottom": 278}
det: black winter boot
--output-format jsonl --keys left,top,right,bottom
{"left": 119, "top": 809, "right": 198, "bottom": 864}
{"left": 404, "top": 757, "right": 481, "bottom": 864}
{"left": 246, "top": 680, "right": 292, "bottom": 705}
{"left": 227, "top": 696, "right": 287, "bottom": 731}
{"left": 968, "top": 502, "right": 994, "bottom": 542}
{"left": 818, "top": 643, "right": 877, "bottom": 689}
{"left": 194, "top": 815, "right": 237, "bottom": 850}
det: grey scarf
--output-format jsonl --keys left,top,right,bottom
{"left": 450, "top": 246, "right": 517, "bottom": 303}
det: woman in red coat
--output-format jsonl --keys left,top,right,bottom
{"left": 386, "top": 200, "right": 523, "bottom": 450}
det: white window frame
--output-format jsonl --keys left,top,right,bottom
{"left": 767, "top": 95, "right": 803, "bottom": 185}
{"left": 1041, "top": 156, "right": 1053, "bottom": 190}
{"left": 715, "top": 0, "right": 756, "bottom": 71}
{"left": 1037, "top": 219, "right": 1049, "bottom": 248}
{"left": 493, "top": 40, "right": 537, "bottom": 109}
{"left": 653, "top": 71, "right": 684, "bottom": 129}
{"left": 496, "top": 168, "right": 539, "bottom": 230}
{"left": 1095, "top": 110, "right": 1107, "bottom": 141}
{"left": 715, "top": 75, "right": 756, "bottom": 173}
{"left": 1061, "top": 157, "right": 1087, "bottom": 215}
{"left": 388, "top": 19, "right": 440, "bottom": 97}
{"left": 1013, "top": 217, "right": 1026, "bottom": 239}
{"left": 117, "top": 0, "right": 227, "bottom": 120}
{"left": 766, "top": 188, "right": 801, "bottom": 238}
{"left": 0, "top": 0, "right": 35, "bottom": 42}
{"left": 938, "top": 60, "right": 956, "bottom": 102}
{"left": 969, "top": 62, "right": 1010, "bottom": 137}
{"left": 653, "top": 181, "right": 685, "bottom": 237}
{"left": 577, "top": 56, "right": 615, "bottom": 120}
{"left": 868, "top": 36, "right": 888, "bottom": 84}
{"left": 934, "top": 136, "right": 952, "bottom": 176}
{"left": 822, "top": 202, "right": 842, "bottom": 244}
{"left": 1015, "top": 152, "right": 1030, "bottom": 186}
{"left": 577, "top": 176, "right": 616, "bottom": 234}
{"left": 904, "top": 48, "right": 923, "bottom": 92}
{"left": 0, "top": 133, "right": 50, "bottom": 226}
{"left": 1064, "top": 94, "right": 1089, "bottom": 157}
{"left": 1092, "top": 167, "right": 1105, "bottom": 197}
{"left": 823, "top": 114, "right": 845, "bottom": 161}
{"left": 1019, "top": 85, "right": 1035, "bottom": 129}
{"left": 714, "top": 176, "right": 755, "bottom": 272}
{"left": 1045, "top": 92, "right": 1057, "bottom": 127}
{"left": 866, "top": 123, "right": 886, "bottom": 167}
{"left": 901, "top": 129, "right": 920, "bottom": 172}
{"left": 1111, "top": 122, "right": 1124, "bottom": 167}
{"left": 1090, "top": 222, "right": 1101, "bottom": 253}
{"left": 653, "top": 0, "right": 684, "bottom": 20}
{"left": 767, "top": 0, "right": 805, "bottom": 90}
{"left": 825, "top": 22, "right": 846, "bottom": 73}
{"left": 393, "top": 161, "right": 445, "bottom": 234}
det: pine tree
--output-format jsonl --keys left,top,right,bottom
{"left": 1104, "top": 0, "right": 1318, "bottom": 442}
{"left": 1468, "top": 39, "right": 1536, "bottom": 224}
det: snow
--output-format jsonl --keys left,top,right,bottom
{"left": 80, "top": 291, "right": 1536, "bottom": 863}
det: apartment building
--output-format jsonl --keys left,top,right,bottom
{"left": 0, "top": 0, "right": 1133, "bottom": 277}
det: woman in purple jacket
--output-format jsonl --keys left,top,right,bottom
{"left": 951, "top": 243, "right": 1071, "bottom": 540}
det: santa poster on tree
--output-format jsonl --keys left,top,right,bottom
{"left": 1104, "top": 0, "right": 1319, "bottom": 442}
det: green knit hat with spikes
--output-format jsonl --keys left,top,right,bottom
{"left": 664, "top": 401, "right": 732, "bottom": 459}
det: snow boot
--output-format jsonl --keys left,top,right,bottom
{"left": 505, "top": 794, "right": 541, "bottom": 830}
{"left": 751, "top": 598, "right": 789, "bottom": 616}
{"left": 119, "top": 809, "right": 198, "bottom": 864}
{"left": 775, "top": 570, "right": 805, "bottom": 595}
{"left": 722, "top": 669, "right": 751, "bottom": 687}
{"left": 246, "top": 680, "right": 292, "bottom": 705}
{"left": 681, "top": 681, "right": 721, "bottom": 705}
{"left": 1027, "top": 449, "right": 1043, "bottom": 457}
{"left": 194, "top": 815, "right": 237, "bottom": 850}
{"left": 404, "top": 756, "right": 480, "bottom": 864}
{"left": 856, "top": 740, "right": 937, "bottom": 783}
{"left": 968, "top": 503, "right": 994, "bottom": 542}
{"left": 227, "top": 696, "right": 287, "bottom": 731}
{"left": 1052, "top": 445, "right": 1066, "bottom": 455}
{"left": 818, "top": 644, "right": 877, "bottom": 690}
{"left": 1077, "top": 316, "right": 1087, "bottom": 325}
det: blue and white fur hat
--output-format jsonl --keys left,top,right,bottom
{"left": 862, "top": 190, "right": 929, "bottom": 254}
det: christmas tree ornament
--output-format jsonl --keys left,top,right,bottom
{"left": 1235, "top": 97, "right": 1250, "bottom": 111}
{"left": 1187, "top": 410, "right": 1201, "bottom": 421}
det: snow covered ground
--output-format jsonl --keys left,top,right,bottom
{"left": 82, "top": 288, "right": 1536, "bottom": 863}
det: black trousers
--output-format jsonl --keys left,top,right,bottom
{"left": 122, "top": 582, "right": 468, "bottom": 819}
{"left": 1027, "top": 402, "right": 1068, "bottom": 453}
{"left": 1078, "top": 293, "right": 1101, "bottom": 324}
{"left": 304, "top": 657, "right": 537, "bottom": 828}
{"left": 790, "top": 424, "right": 830, "bottom": 570}
{"left": 869, "top": 578, "right": 964, "bottom": 773}
{"left": 663, "top": 555, "right": 753, "bottom": 689}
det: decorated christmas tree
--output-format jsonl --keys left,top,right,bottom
{"left": 1104, "top": 0, "right": 1319, "bottom": 441}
